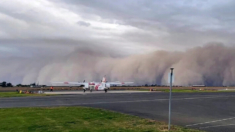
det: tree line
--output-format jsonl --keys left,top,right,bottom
{"left": 0, "top": 82, "right": 46, "bottom": 88}
{"left": 0, "top": 81, "right": 13, "bottom": 87}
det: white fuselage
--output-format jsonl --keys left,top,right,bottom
{"left": 94, "top": 82, "right": 110, "bottom": 91}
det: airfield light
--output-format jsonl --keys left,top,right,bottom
{"left": 168, "top": 68, "right": 174, "bottom": 131}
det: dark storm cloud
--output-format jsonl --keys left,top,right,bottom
{"left": 1, "top": 0, "right": 235, "bottom": 49}
{"left": 54, "top": 0, "right": 235, "bottom": 49}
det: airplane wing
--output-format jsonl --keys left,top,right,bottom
{"left": 107, "top": 82, "right": 134, "bottom": 85}
{"left": 51, "top": 82, "right": 87, "bottom": 85}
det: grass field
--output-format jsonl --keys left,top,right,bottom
{"left": 0, "top": 92, "right": 54, "bottom": 98}
{"left": 0, "top": 107, "right": 202, "bottom": 132}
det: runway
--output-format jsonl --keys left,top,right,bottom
{"left": 44, "top": 90, "right": 152, "bottom": 94}
{"left": 1, "top": 91, "right": 235, "bottom": 132}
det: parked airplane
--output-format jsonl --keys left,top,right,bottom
{"left": 52, "top": 76, "right": 133, "bottom": 93}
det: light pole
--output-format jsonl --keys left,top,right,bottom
{"left": 168, "top": 68, "right": 174, "bottom": 131}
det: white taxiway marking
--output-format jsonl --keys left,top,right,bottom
{"left": 199, "top": 124, "right": 235, "bottom": 129}
{"left": 186, "top": 117, "right": 235, "bottom": 127}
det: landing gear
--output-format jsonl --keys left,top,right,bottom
{"left": 105, "top": 89, "right": 107, "bottom": 93}
{"left": 83, "top": 89, "right": 86, "bottom": 93}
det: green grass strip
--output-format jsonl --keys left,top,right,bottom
{"left": 0, "top": 107, "right": 204, "bottom": 132}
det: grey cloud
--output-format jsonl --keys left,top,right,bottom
{"left": 1, "top": 0, "right": 235, "bottom": 86}
{"left": 54, "top": 0, "right": 235, "bottom": 48}
{"left": 77, "top": 21, "right": 91, "bottom": 27}
{"left": 92, "top": 27, "right": 110, "bottom": 30}
{"left": 2, "top": 0, "right": 235, "bottom": 50}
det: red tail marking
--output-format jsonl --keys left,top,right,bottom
{"left": 95, "top": 84, "right": 100, "bottom": 90}
{"left": 102, "top": 77, "right": 106, "bottom": 83}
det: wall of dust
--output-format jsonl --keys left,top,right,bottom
{"left": 1, "top": 44, "right": 235, "bottom": 86}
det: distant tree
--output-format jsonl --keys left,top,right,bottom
{"left": 7, "top": 83, "right": 13, "bottom": 87}
{"left": 16, "top": 84, "right": 22, "bottom": 87}
{"left": 1, "top": 81, "right": 7, "bottom": 87}
{"left": 30, "top": 83, "right": 36, "bottom": 86}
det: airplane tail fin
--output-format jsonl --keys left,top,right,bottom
{"left": 102, "top": 76, "right": 106, "bottom": 83}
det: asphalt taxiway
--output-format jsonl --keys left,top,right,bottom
{"left": 1, "top": 91, "right": 235, "bottom": 132}
{"left": 44, "top": 90, "right": 152, "bottom": 94}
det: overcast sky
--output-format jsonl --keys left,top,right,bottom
{"left": 0, "top": 0, "right": 235, "bottom": 58}
{"left": 1, "top": 0, "right": 235, "bottom": 85}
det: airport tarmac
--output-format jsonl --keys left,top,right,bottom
{"left": 44, "top": 90, "right": 152, "bottom": 94}
{"left": 1, "top": 92, "right": 235, "bottom": 132}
